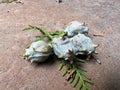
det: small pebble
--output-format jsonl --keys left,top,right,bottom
{"left": 56, "top": 0, "right": 62, "bottom": 3}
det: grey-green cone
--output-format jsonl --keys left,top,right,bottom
{"left": 51, "top": 34, "right": 97, "bottom": 60}
{"left": 24, "top": 41, "right": 52, "bottom": 63}
{"left": 65, "top": 21, "right": 88, "bottom": 37}
{"left": 70, "top": 33, "right": 97, "bottom": 55}
{"left": 51, "top": 37, "right": 73, "bottom": 60}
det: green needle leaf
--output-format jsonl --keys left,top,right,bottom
{"left": 35, "top": 35, "right": 46, "bottom": 41}
{"left": 72, "top": 72, "right": 80, "bottom": 87}
{"left": 23, "top": 25, "right": 35, "bottom": 31}
{"left": 62, "top": 64, "right": 70, "bottom": 76}
{"left": 82, "top": 85, "right": 91, "bottom": 90}
{"left": 50, "top": 30, "right": 66, "bottom": 37}
{"left": 69, "top": 77, "right": 74, "bottom": 84}
{"left": 82, "top": 76, "right": 93, "bottom": 84}
{"left": 0, "top": 0, "right": 17, "bottom": 3}
{"left": 58, "top": 60, "right": 65, "bottom": 71}
{"left": 77, "top": 81, "right": 83, "bottom": 90}
{"left": 75, "top": 58, "right": 86, "bottom": 63}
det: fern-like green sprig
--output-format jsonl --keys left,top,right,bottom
{"left": 23, "top": 25, "right": 53, "bottom": 40}
{"left": 0, "top": 0, "right": 17, "bottom": 3}
{"left": 23, "top": 25, "right": 66, "bottom": 41}
{"left": 59, "top": 58, "right": 93, "bottom": 90}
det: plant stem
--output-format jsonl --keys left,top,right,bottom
{"left": 30, "top": 25, "right": 53, "bottom": 40}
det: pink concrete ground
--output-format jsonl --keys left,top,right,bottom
{"left": 0, "top": 0, "right": 120, "bottom": 90}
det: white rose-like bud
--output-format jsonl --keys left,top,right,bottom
{"left": 24, "top": 41, "right": 52, "bottom": 63}
{"left": 70, "top": 33, "right": 97, "bottom": 55}
{"left": 65, "top": 21, "right": 88, "bottom": 36}
{"left": 51, "top": 37, "right": 73, "bottom": 60}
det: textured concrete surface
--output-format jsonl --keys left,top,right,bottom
{"left": 0, "top": 0, "right": 120, "bottom": 90}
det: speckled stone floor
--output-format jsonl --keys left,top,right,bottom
{"left": 0, "top": 0, "right": 120, "bottom": 90}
